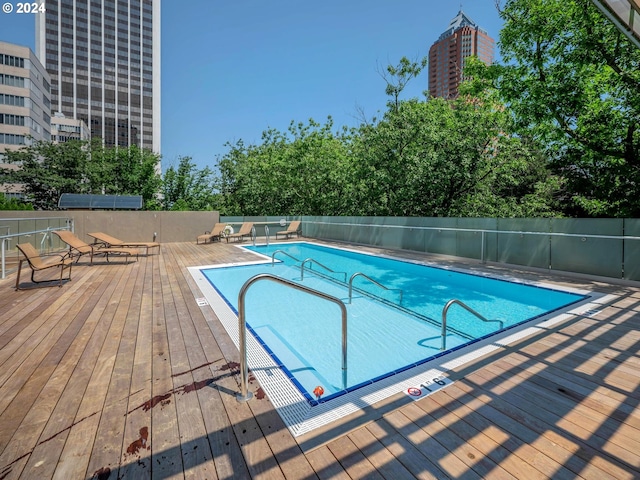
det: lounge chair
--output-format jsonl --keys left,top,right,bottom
{"left": 15, "top": 243, "right": 73, "bottom": 290}
{"left": 225, "top": 222, "right": 254, "bottom": 243}
{"left": 275, "top": 220, "right": 301, "bottom": 240}
{"left": 53, "top": 230, "right": 138, "bottom": 264}
{"left": 197, "top": 223, "right": 226, "bottom": 244}
{"left": 87, "top": 232, "right": 160, "bottom": 255}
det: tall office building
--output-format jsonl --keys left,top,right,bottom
{"left": 35, "top": 0, "right": 160, "bottom": 152}
{"left": 0, "top": 41, "right": 52, "bottom": 197}
{"left": 428, "top": 10, "right": 495, "bottom": 99}
{"left": 0, "top": 42, "right": 52, "bottom": 154}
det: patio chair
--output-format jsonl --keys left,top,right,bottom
{"left": 15, "top": 243, "right": 73, "bottom": 290}
{"left": 197, "top": 223, "right": 226, "bottom": 244}
{"left": 53, "top": 230, "right": 138, "bottom": 264}
{"left": 87, "top": 232, "right": 160, "bottom": 255}
{"left": 275, "top": 220, "right": 301, "bottom": 240}
{"left": 225, "top": 222, "right": 254, "bottom": 243}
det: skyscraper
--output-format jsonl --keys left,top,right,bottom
{"left": 35, "top": 0, "right": 160, "bottom": 152}
{"left": 428, "top": 10, "right": 494, "bottom": 99}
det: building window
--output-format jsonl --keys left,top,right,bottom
{"left": 0, "top": 94, "right": 26, "bottom": 107}
{"left": 0, "top": 114, "right": 26, "bottom": 126}
{"left": 0, "top": 133, "right": 27, "bottom": 145}
{"left": 0, "top": 74, "right": 26, "bottom": 88}
{"left": 0, "top": 54, "right": 25, "bottom": 68}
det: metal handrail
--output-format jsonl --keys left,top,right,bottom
{"left": 348, "top": 272, "right": 403, "bottom": 305}
{"left": 251, "top": 225, "right": 257, "bottom": 246}
{"left": 301, "top": 258, "right": 347, "bottom": 282}
{"left": 264, "top": 225, "right": 270, "bottom": 247}
{"left": 236, "top": 273, "right": 348, "bottom": 402}
{"left": 271, "top": 249, "right": 301, "bottom": 266}
{"left": 441, "top": 299, "right": 504, "bottom": 350}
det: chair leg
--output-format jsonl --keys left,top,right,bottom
{"left": 15, "top": 259, "right": 24, "bottom": 290}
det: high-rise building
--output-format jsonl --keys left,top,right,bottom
{"left": 0, "top": 41, "right": 52, "bottom": 198}
{"left": 0, "top": 41, "right": 52, "bottom": 156}
{"left": 428, "top": 10, "right": 495, "bottom": 99}
{"left": 35, "top": 0, "right": 160, "bottom": 153}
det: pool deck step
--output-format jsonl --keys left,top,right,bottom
{"left": 0, "top": 240, "right": 638, "bottom": 479}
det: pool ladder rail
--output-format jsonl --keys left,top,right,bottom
{"left": 272, "top": 251, "right": 403, "bottom": 306}
{"left": 300, "top": 258, "right": 347, "bottom": 282}
{"left": 441, "top": 299, "right": 504, "bottom": 350}
{"left": 236, "top": 273, "right": 348, "bottom": 403}
{"left": 348, "top": 272, "right": 403, "bottom": 305}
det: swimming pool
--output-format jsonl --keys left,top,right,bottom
{"left": 198, "top": 242, "right": 588, "bottom": 406}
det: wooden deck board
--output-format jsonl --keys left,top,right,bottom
{"left": 0, "top": 240, "right": 638, "bottom": 479}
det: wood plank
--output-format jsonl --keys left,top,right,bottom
{"left": 365, "top": 417, "right": 445, "bottom": 479}
{"left": 142, "top": 250, "right": 182, "bottom": 478}
{"left": 163, "top": 250, "right": 217, "bottom": 479}
{"left": 83, "top": 258, "right": 148, "bottom": 478}
{"left": 52, "top": 263, "right": 144, "bottom": 480}
{"left": 0, "top": 270, "right": 101, "bottom": 452}
{"left": 0, "top": 266, "right": 117, "bottom": 479}
{"left": 399, "top": 402, "right": 516, "bottom": 480}
{"left": 163, "top": 244, "right": 251, "bottom": 479}
{"left": 326, "top": 435, "right": 383, "bottom": 480}
{"left": 214, "top": 365, "right": 286, "bottom": 480}
{"left": 305, "top": 446, "right": 350, "bottom": 480}
{"left": 347, "top": 425, "right": 417, "bottom": 480}
{"left": 383, "top": 408, "right": 480, "bottom": 479}
{"left": 478, "top": 359, "right": 640, "bottom": 461}
{"left": 442, "top": 379, "right": 630, "bottom": 479}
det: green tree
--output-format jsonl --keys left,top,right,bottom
{"left": 0, "top": 194, "right": 33, "bottom": 210}
{"left": 487, "top": 0, "right": 640, "bottom": 216}
{"left": 1, "top": 140, "right": 90, "bottom": 209}
{"left": 378, "top": 55, "right": 428, "bottom": 112}
{"left": 161, "top": 156, "right": 217, "bottom": 210}
{"left": 352, "top": 94, "right": 560, "bottom": 217}
{"left": 215, "top": 118, "right": 355, "bottom": 216}
{"left": 1, "top": 140, "right": 162, "bottom": 210}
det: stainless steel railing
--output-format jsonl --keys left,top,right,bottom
{"left": 271, "top": 249, "right": 301, "bottom": 265}
{"left": 348, "top": 272, "right": 403, "bottom": 305}
{"left": 441, "top": 299, "right": 504, "bottom": 350}
{"left": 300, "top": 257, "right": 347, "bottom": 282}
{"left": 236, "top": 273, "right": 348, "bottom": 402}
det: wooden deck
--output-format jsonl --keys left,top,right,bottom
{"left": 0, "top": 240, "right": 639, "bottom": 479}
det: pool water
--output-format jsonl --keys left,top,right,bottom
{"left": 201, "top": 242, "right": 586, "bottom": 402}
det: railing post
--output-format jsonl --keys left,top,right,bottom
{"left": 237, "top": 279, "right": 253, "bottom": 402}
{"left": 1, "top": 238, "right": 6, "bottom": 280}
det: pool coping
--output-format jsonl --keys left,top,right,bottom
{"left": 187, "top": 241, "right": 609, "bottom": 442}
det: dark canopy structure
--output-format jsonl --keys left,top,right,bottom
{"left": 58, "top": 194, "right": 143, "bottom": 210}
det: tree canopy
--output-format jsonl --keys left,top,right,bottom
{"left": 2, "top": 0, "right": 638, "bottom": 218}
{"left": 484, "top": 0, "right": 640, "bottom": 216}
{"left": 1, "top": 140, "right": 162, "bottom": 210}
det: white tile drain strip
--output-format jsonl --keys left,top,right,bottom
{"left": 189, "top": 263, "right": 601, "bottom": 437}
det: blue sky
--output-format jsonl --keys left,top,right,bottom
{"left": 0, "top": 1, "right": 504, "bottom": 172}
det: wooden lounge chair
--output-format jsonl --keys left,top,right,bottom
{"left": 87, "top": 232, "right": 160, "bottom": 255}
{"left": 53, "top": 230, "right": 138, "bottom": 264}
{"left": 225, "top": 222, "right": 254, "bottom": 243}
{"left": 275, "top": 220, "right": 301, "bottom": 240}
{"left": 15, "top": 243, "right": 73, "bottom": 290}
{"left": 197, "top": 223, "right": 226, "bottom": 244}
